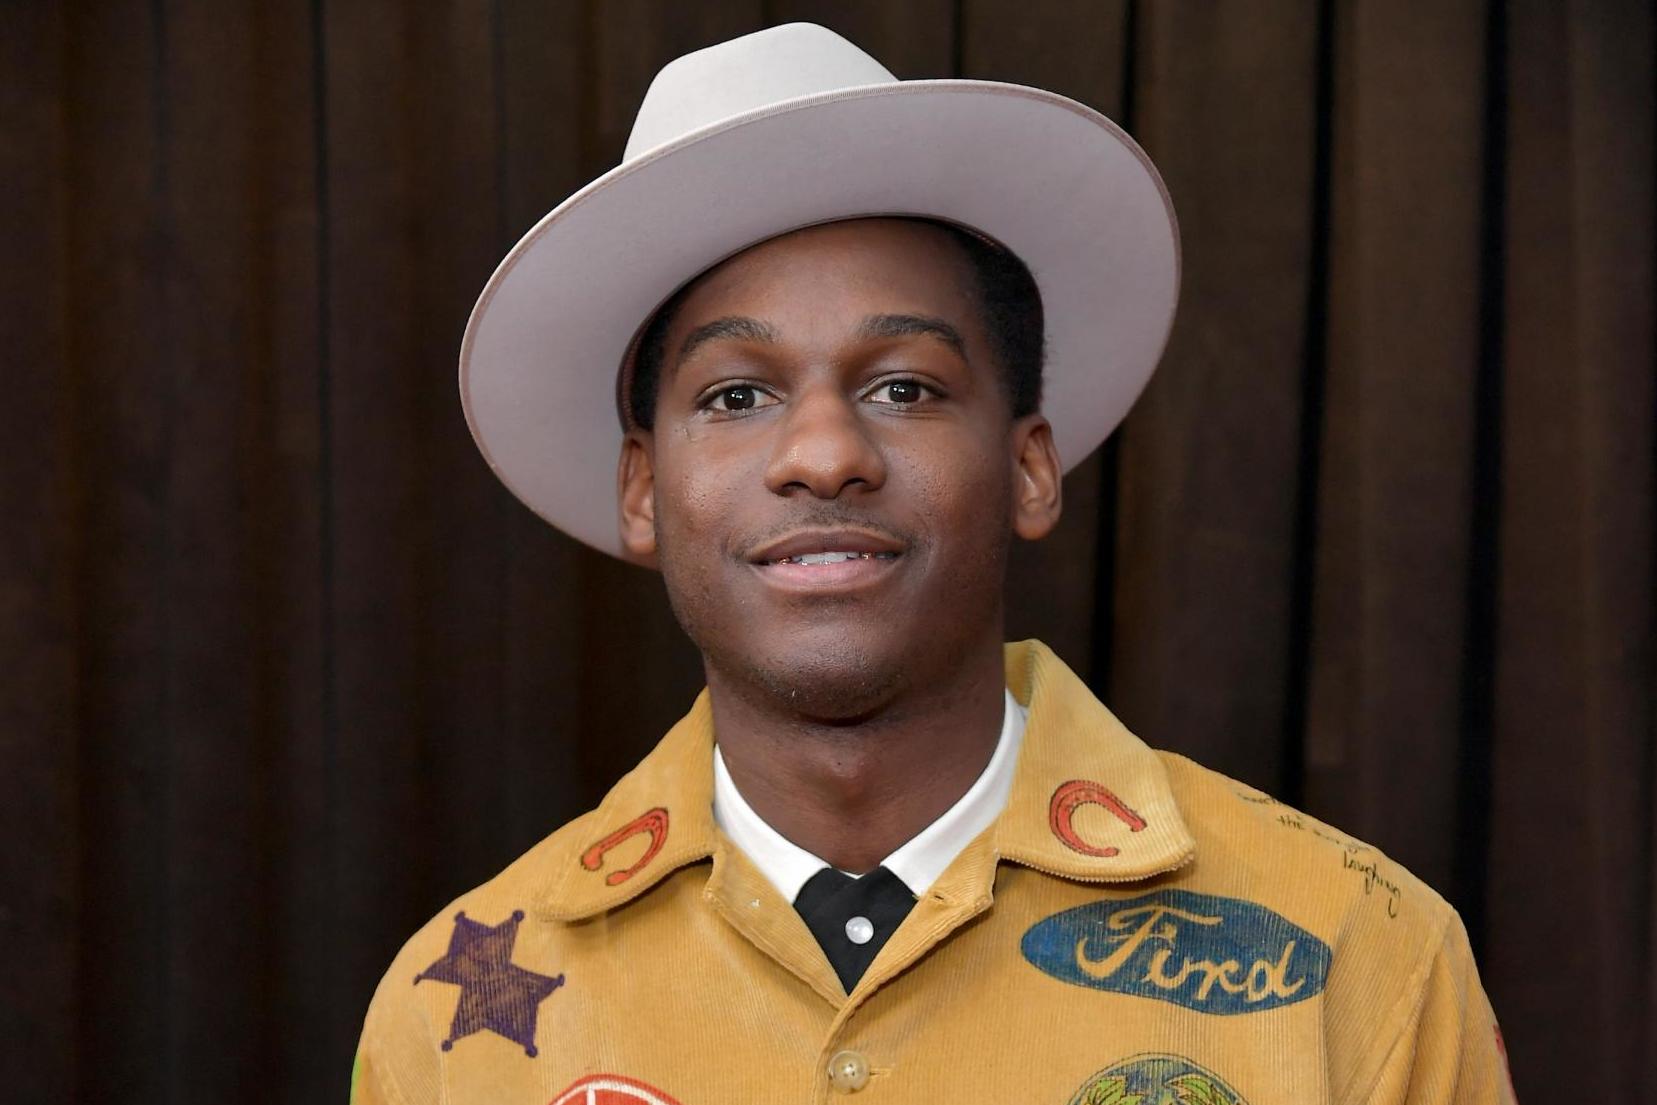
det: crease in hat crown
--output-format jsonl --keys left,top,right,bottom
{"left": 624, "top": 23, "right": 898, "bottom": 161}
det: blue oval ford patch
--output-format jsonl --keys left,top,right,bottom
{"left": 1021, "top": 889, "right": 1331, "bottom": 1014}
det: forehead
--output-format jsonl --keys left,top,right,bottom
{"left": 665, "top": 218, "right": 980, "bottom": 330}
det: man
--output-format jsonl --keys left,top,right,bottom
{"left": 353, "top": 24, "right": 1516, "bottom": 1105}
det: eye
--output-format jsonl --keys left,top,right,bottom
{"left": 702, "top": 384, "right": 778, "bottom": 413}
{"left": 865, "top": 378, "right": 934, "bottom": 406}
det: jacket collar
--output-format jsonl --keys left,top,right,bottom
{"left": 535, "top": 690, "right": 721, "bottom": 921}
{"left": 536, "top": 640, "right": 1194, "bottom": 921}
{"left": 991, "top": 639, "right": 1195, "bottom": 881}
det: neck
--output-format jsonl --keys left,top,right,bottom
{"left": 707, "top": 637, "right": 1008, "bottom": 874}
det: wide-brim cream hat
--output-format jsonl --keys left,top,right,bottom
{"left": 460, "top": 22, "right": 1179, "bottom": 557}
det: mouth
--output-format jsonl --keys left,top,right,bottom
{"left": 746, "top": 529, "right": 907, "bottom": 592}
{"left": 761, "top": 550, "right": 900, "bottom": 567}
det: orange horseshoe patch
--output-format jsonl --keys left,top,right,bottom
{"left": 580, "top": 808, "right": 669, "bottom": 886}
{"left": 1049, "top": 780, "right": 1146, "bottom": 857}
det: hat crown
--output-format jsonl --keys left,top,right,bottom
{"left": 625, "top": 23, "right": 897, "bottom": 161}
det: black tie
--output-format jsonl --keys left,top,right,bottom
{"left": 793, "top": 865, "right": 917, "bottom": 991}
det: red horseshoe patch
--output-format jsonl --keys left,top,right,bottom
{"left": 1049, "top": 779, "right": 1147, "bottom": 857}
{"left": 549, "top": 1074, "right": 684, "bottom": 1105}
{"left": 580, "top": 808, "right": 669, "bottom": 886}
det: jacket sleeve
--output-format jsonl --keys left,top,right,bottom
{"left": 350, "top": 962, "right": 445, "bottom": 1105}
{"left": 350, "top": 1037, "right": 410, "bottom": 1105}
{"left": 1358, "top": 911, "right": 1518, "bottom": 1105}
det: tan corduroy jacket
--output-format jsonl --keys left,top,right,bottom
{"left": 353, "top": 641, "right": 1517, "bottom": 1105}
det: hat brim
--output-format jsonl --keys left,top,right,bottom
{"left": 460, "top": 80, "right": 1180, "bottom": 557}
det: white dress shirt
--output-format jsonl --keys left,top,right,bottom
{"left": 712, "top": 689, "right": 1028, "bottom": 900}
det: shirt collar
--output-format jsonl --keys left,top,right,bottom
{"left": 711, "top": 690, "right": 1028, "bottom": 901}
{"left": 535, "top": 641, "right": 1195, "bottom": 921}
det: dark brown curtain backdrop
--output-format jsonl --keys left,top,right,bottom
{"left": 3, "top": 1, "right": 1652, "bottom": 1101}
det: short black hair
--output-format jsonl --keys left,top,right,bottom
{"left": 623, "top": 217, "right": 1045, "bottom": 429}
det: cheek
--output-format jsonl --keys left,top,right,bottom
{"left": 650, "top": 443, "right": 763, "bottom": 629}
{"left": 651, "top": 459, "right": 736, "bottom": 642}
{"left": 891, "top": 434, "right": 1015, "bottom": 562}
{"left": 654, "top": 442, "right": 742, "bottom": 549}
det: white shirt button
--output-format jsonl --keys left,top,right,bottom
{"left": 844, "top": 916, "right": 875, "bottom": 945}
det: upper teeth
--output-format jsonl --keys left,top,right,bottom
{"left": 774, "top": 551, "right": 895, "bottom": 566}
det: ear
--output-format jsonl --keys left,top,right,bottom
{"left": 617, "top": 429, "right": 660, "bottom": 568}
{"left": 1010, "top": 414, "right": 1063, "bottom": 541}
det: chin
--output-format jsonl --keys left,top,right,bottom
{"left": 711, "top": 624, "right": 914, "bottom": 722}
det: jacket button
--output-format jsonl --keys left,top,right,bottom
{"left": 826, "top": 1050, "right": 871, "bottom": 1093}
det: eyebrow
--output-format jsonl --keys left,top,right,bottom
{"left": 676, "top": 312, "right": 967, "bottom": 365}
{"left": 677, "top": 316, "right": 780, "bottom": 363}
{"left": 855, "top": 313, "right": 967, "bottom": 359}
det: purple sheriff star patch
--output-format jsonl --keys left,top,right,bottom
{"left": 414, "top": 909, "right": 564, "bottom": 1056}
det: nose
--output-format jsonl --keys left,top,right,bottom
{"left": 763, "top": 385, "right": 887, "bottom": 499}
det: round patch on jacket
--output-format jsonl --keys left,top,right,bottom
{"left": 1067, "top": 1054, "right": 1247, "bottom": 1105}
{"left": 550, "top": 1074, "right": 684, "bottom": 1105}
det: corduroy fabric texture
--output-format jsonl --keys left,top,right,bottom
{"left": 353, "top": 640, "right": 1517, "bottom": 1104}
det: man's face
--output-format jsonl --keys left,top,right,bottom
{"left": 618, "top": 218, "right": 1061, "bottom": 717}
